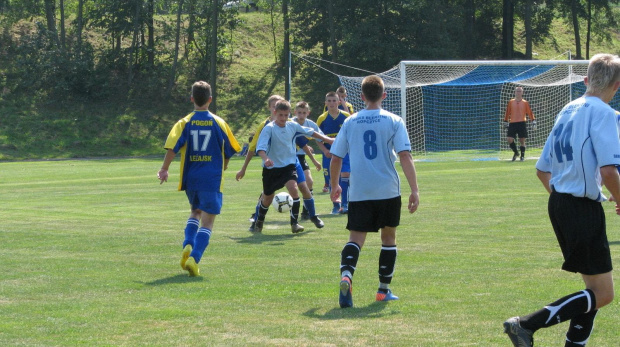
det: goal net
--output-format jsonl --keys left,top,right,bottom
{"left": 337, "top": 60, "right": 620, "bottom": 161}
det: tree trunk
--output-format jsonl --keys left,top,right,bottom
{"left": 269, "top": 1, "right": 278, "bottom": 65}
{"left": 586, "top": 0, "right": 591, "bottom": 59}
{"left": 44, "top": 0, "right": 60, "bottom": 48}
{"left": 169, "top": 0, "right": 185, "bottom": 91}
{"left": 524, "top": 0, "right": 533, "bottom": 59}
{"left": 571, "top": 0, "right": 582, "bottom": 59}
{"left": 185, "top": 0, "right": 197, "bottom": 59}
{"left": 328, "top": 0, "right": 337, "bottom": 72}
{"left": 210, "top": 0, "right": 219, "bottom": 113}
{"left": 147, "top": 0, "right": 155, "bottom": 67}
{"left": 128, "top": 0, "right": 141, "bottom": 84}
{"left": 464, "top": 0, "right": 475, "bottom": 59}
{"left": 59, "top": 0, "right": 65, "bottom": 51}
{"left": 502, "top": 0, "right": 514, "bottom": 59}
{"left": 283, "top": 0, "right": 290, "bottom": 99}
{"left": 76, "top": 0, "right": 84, "bottom": 56}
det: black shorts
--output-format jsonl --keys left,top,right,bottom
{"left": 262, "top": 164, "right": 298, "bottom": 196}
{"left": 297, "top": 155, "right": 310, "bottom": 171}
{"left": 507, "top": 122, "right": 528, "bottom": 139}
{"left": 548, "top": 192, "right": 613, "bottom": 275}
{"left": 346, "top": 196, "right": 401, "bottom": 232}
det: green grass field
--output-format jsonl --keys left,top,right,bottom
{"left": 1, "top": 157, "right": 618, "bottom": 346}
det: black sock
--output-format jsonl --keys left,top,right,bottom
{"left": 509, "top": 142, "right": 518, "bottom": 154}
{"left": 290, "top": 199, "right": 300, "bottom": 224}
{"left": 340, "top": 242, "right": 360, "bottom": 279}
{"left": 257, "top": 202, "right": 269, "bottom": 222}
{"left": 378, "top": 245, "right": 397, "bottom": 292}
{"left": 520, "top": 146, "right": 525, "bottom": 157}
{"left": 520, "top": 289, "right": 596, "bottom": 332}
{"left": 565, "top": 309, "right": 598, "bottom": 347}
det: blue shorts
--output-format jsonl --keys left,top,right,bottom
{"left": 185, "top": 190, "right": 223, "bottom": 215}
{"left": 323, "top": 154, "right": 350, "bottom": 177}
{"left": 295, "top": 160, "right": 306, "bottom": 184}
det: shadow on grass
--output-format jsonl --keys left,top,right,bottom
{"left": 228, "top": 222, "right": 318, "bottom": 245}
{"left": 303, "top": 301, "right": 396, "bottom": 320}
{"left": 141, "top": 274, "right": 205, "bottom": 286}
{"left": 609, "top": 240, "right": 620, "bottom": 245}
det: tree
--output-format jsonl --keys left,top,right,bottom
{"left": 210, "top": 0, "right": 219, "bottom": 112}
{"left": 44, "top": 0, "right": 61, "bottom": 48}
{"left": 502, "top": 0, "right": 515, "bottom": 58}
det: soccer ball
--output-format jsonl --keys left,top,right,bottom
{"left": 272, "top": 192, "right": 293, "bottom": 213}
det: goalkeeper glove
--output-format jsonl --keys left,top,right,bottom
{"left": 532, "top": 120, "right": 537, "bottom": 130}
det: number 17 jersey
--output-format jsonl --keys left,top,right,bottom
{"left": 164, "top": 110, "right": 241, "bottom": 192}
{"left": 536, "top": 96, "right": 620, "bottom": 202}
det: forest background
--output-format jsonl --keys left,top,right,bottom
{"left": 1, "top": 0, "right": 620, "bottom": 160}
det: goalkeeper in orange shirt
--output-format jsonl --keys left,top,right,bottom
{"left": 503, "top": 86, "right": 536, "bottom": 161}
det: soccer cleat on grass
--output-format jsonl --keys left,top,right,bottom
{"left": 249, "top": 213, "right": 256, "bottom": 222}
{"left": 322, "top": 184, "right": 329, "bottom": 193}
{"left": 180, "top": 244, "right": 193, "bottom": 270}
{"left": 376, "top": 289, "right": 399, "bottom": 302}
{"left": 310, "top": 216, "right": 324, "bottom": 229}
{"left": 339, "top": 207, "right": 348, "bottom": 214}
{"left": 520, "top": 156, "right": 524, "bottom": 162}
{"left": 291, "top": 223, "right": 305, "bottom": 233}
{"left": 503, "top": 317, "right": 534, "bottom": 347}
{"left": 339, "top": 277, "right": 353, "bottom": 308}
{"left": 251, "top": 220, "right": 263, "bottom": 233}
{"left": 512, "top": 153, "right": 518, "bottom": 162}
{"left": 185, "top": 256, "right": 200, "bottom": 277}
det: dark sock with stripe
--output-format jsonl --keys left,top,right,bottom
{"left": 520, "top": 289, "right": 596, "bottom": 332}
{"left": 509, "top": 142, "right": 518, "bottom": 154}
{"left": 378, "top": 245, "right": 397, "bottom": 293}
{"left": 257, "top": 202, "right": 269, "bottom": 222}
{"left": 340, "top": 242, "right": 360, "bottom": 279}
{"left": 520, "top": 146, "right": 525, "bottom": 157}
{"left": 290, "top": 199, "right": 300, "bottom": 224}
{"left": 565, "top": 309, "right": 598, "bottom": 347}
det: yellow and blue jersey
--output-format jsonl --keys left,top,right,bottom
{"left": 323, "top": 102, "right": 354, "bottom": 115}
{"left": 164, "top": 110, "right": 240, "bottom": 192}
{"left": 316, "top": 110, "right": 350, "bottom": 150}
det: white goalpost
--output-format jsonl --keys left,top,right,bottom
{"left": 335, "top": 60, "right": 620, "bottom": 161}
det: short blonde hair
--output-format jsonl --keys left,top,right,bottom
{"left": 274, "top": 99, "right": 291, "bottom": 112}
{"left": 268, "top": 95, "right": 285, "bottom": 108}
{"left": 295, "top": 101, "right": 310, "bottom": 110}
{"left": 586, "top": 53, "right": 620, "bottom": 95}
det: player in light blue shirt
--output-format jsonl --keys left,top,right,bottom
{"left": 254, "top": 100, "right": 334, "bottom": 234}
{"left": 329, "top": 75, "right": 419, "bottom": 308}
{"left": 504, "top": 53, "right": 620, "bottom": 347}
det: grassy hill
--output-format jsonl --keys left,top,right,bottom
{"left": 1, "top": 10, "right": 619, "bottom": 160}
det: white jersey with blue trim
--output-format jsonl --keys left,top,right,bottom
{"left": 536, "top": 96, "right": 620, "bottom": 202}
{"left": 330, "top": 108, "right": 411, "bottom": 201}
{"left": 256, "top": 120, "right": 315, "bottom": 168}
{"left": 292, "top": 117, "right": 323, "bottom": 155}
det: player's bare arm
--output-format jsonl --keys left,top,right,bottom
{"left": 257, "top": 150, "right": 273, "bottom": 168}
{"left": 329, "top": 156, "right": 343, "bottom": 202}
{"left": 600, "top": 165, "right": 620, "bottom": 215}
{"left": 236, "top": 151, "right": 255, "bottom": 180}
{"left": 536, "top": 169, "right": 552, "bottom": 194}
{"left": 398, "top": 151, "right": 419, "bottom": 213}
{"left": 158, "top": 149, "right": 176, "bottom": 184}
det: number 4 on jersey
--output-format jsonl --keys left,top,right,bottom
{"left": 553, "top": 121, "right": 573, "bottom": 163}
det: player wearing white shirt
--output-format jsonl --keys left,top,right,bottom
{"left": 254, "top": 100, "right": 334, "bottom": 234}
{"left": 329, "top": 75, "right": 419, "bottom": 308}
{"left": 504, "top": 53, "right": 620, "bottom": 347}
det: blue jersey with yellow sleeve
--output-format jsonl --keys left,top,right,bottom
{"left": 248, "top": 117, "right": 272, "bottom": 154}
{"left": 316, "top": 110, "right": 350, "bottom": 150}
{"left": 164, "top": 110, "right": 241, "bottom": 192}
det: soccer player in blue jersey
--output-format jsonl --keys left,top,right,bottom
{"left": 292, "top": 101, "right": 329, "bottom": 219}
{"left": 504, "top": 53, "right": 620, "bottom": 347}
{"left": 329, "top": 75, "right": 420, "bottom": 308}
{"left": 322, "top": 86, "right": 355, "bottom": 115}
{"left": 158, "top": 81, "right": 241, "bottom": 277}
{"left": 317, "top": 92, "right": 351, "bottom": 214}
{"left": 255, "top": 100, "right": 334, "bottom": 234}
